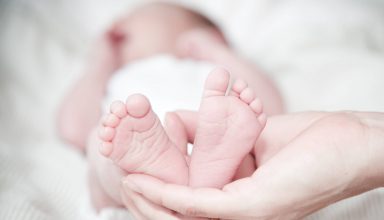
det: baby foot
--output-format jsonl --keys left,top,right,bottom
{"left": 189, "top": 68, "right": 267, "bottom": 188}
{"left": 98, "top": 94, "right": 188, "bottom": 185}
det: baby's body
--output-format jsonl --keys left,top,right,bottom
{"left": 58, "top": 2, "right": 283, "bottom": 212}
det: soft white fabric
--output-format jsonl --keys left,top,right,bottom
{"left": 104, "top": 55, "right": 214, "bottom": 120}
{"left": 1, "top": 0, "right": 384, "bottom": 219}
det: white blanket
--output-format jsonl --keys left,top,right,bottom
{"left": 1, "top": 0, "right": 384, "bottom": 219}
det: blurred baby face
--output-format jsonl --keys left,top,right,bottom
{"left": 114, "top": 4, "right": 201, "bottom": 63}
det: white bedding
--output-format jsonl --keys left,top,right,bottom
{"left": 1, "top": 0, "right": 384, "bottom": 219}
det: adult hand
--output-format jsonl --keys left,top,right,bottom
{"left": 120, "top": 111, "right": 384, "bottom": 219}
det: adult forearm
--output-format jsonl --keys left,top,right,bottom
{"left": 359, "top": 112, "right": 384, "bottom": 188}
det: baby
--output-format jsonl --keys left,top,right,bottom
{"left": 58, "top": 2, "right": 283, "bottom": 211}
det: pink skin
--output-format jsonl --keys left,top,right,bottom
{"left": 57, "top": 2, "right": 282, "bottom": 212}
{"left": 57, "top": 31, "right": 121, "bottom": 149}
{"left": 111, "top": 3, "right": 218, "bottom": 64}
{"left": 87, "top": 129, "right": 125, "bottom": 209}
{"left": 86, "top": 109, "right": 190, "bottom": 210}
{"left": 189, "top": 68, "right": 266, "bottom": 188}
{"left": 57, "top": 5, "right": 282, "bottom": 152}
{"left": 177, "top": 28, "right": 284, "bottom": 115}
{"left": 88, "top": 68, "right": 266, "bottom": 210}
{"left": 57, "top": 4, "right": 232, "bottom": 151}
{"left": 86, "top": 94, "right": 191, "bottom": 210}
{"left": 119, "top": 111, "right": 384, "bottom": 220}
{"left": 98, "top": 94, "right": 189, "bottom": 186}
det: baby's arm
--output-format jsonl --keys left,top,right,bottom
{"left": 57, "top": 33, "right": 120, "bottom": 149}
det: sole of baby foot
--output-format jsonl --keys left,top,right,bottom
{"left": 189, "top": 68, "right": 266, "bottom": 188}
{"left": 98, "top": 94, "right": 188, "bottom": 185}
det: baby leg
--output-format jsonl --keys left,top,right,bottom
{"left": 87, "top": 129, "right": 125, "bottom": 210}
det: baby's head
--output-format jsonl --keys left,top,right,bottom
{"left": 110, "top": 2, "right": 226, "bottom": 63}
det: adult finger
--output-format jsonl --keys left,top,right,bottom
{"left": 122, "top": 174, "right": 248, "bottom": 219}
{"left": 122, "top": 184, "right": 183, "bottom": 220}
{"left": 128, "top": 191, "right": 208, "bottom": 220}
{"left": 120, "top": 188, "right": 146, "bottom": 220}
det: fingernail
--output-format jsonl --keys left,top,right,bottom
{"left": 123, "top": 178, "right": 140, "bottom": 193}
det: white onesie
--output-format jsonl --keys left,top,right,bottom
{"left": 103, "top": 55, "right": 215, "bottom": 121}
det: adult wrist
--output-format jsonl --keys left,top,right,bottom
{"left": 358, "top": 112, "right": 384, "bottom": 189}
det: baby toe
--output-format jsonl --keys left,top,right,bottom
{"left": 249, "top": 98, "right": 263, "bottom": 114}
{"left": 98, "top": 126, "right": 115, "bottom": 142}
{"left": 231, "top": 79, "right": 247, "bottom": 96}
{"left": 110, "top": 101, "right": 127, "bottom": 118}
{"left": 102, "top": 114, "right": 120, "bottom": 127}
{"left": 239, "top": 87, "right": 255, "bottom": 104}
{"left": 126, "top": 94, "right": 151, "bottom": 118}
{"left": 203, "top": 68, "right": 230, "bottom": 98}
